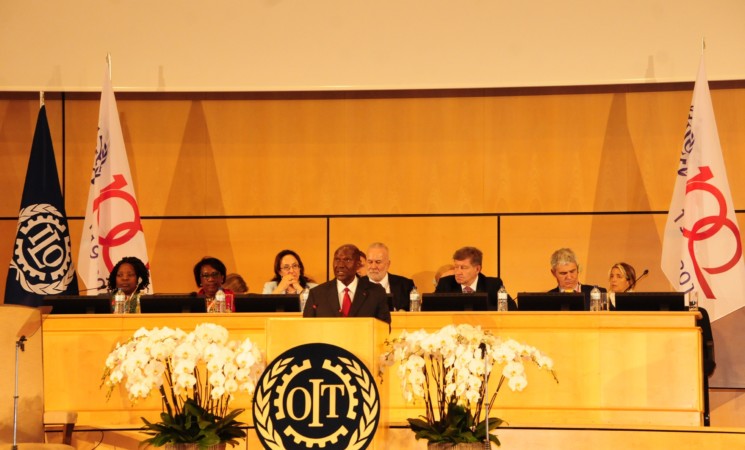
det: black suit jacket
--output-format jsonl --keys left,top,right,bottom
{"left": 435, "top": 273, "right": 517, "bottom": 311}
{"left": 362, "top": 273, "right": 415, "bottom": 311}
{"left": 303, "top": 277, "right": 391, "bottom": 324}
{"left": 548, "top": 284, "right": 607, "bottom": 311}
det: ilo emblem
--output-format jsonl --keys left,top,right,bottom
{"left": 10, "top": 203, "right": 74, "bottom": 295}
{"left": 253, "top": 343, "right": 380, "bottom": 450}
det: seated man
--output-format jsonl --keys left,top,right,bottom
{"left": 303, "top": 244, "right": 391, "bottom": 324}
{"left": 435, "top": 246, "right": 516, "bottom": 310}
{"left": 548, "top": 247, "right": 605, "bottom": 310}
{"left": 363, "top": 242, "right": 415, "bottom": 311}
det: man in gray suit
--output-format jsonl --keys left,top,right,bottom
{"left": 303, "top": 244, "right": 391, "bottom": 324}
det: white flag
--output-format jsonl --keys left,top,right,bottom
{"left": 661, "top": 56, "right": 745, "bottom": 321}
{"left": 77, "top": 67, "right": 152, "bottom": 294}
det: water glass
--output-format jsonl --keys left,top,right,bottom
{"left": 606, "top": 292, "right": 615, "bottom": 310}
{"left": 600, "top": 292, "right": 608, "bottom": 311}
{"left": 688, "top": 291, "right": 699, "bottom": 311}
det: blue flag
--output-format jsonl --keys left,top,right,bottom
{"left": 4, "top": 105, "right": 79, "bottom": 306}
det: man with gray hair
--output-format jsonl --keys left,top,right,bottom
{"left": 363, "top": 242, "right": 415, "bottom": 311}
{"left": 548, "top": 247, "right": 605, "bottom": 310}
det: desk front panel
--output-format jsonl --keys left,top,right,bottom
{"left": 42, "top": 311, "right": 702, "bottom": 427}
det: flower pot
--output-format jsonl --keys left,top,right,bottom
{"left": 427, "top": 443, "right": 487, "bottom": 450}
{"left": 164, "top": 443, "right": 226, "bottom": 450}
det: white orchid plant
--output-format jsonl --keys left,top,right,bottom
{"left": 102, "top": 323, "right": 265, "bottom": 448}
{"left": 379, "top": 323, "right": 557, "bottom": 446}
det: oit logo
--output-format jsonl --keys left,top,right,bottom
{"left": 253, "top": 343, "right": 380, "bottom": 450}
{"left": 11, "top": 203, "right": 75, "bottom": 295}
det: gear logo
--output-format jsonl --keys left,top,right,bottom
{"left": 10, "top": 203, "right": 75, "bottom": 295}
{"left": 253, "top": 343, "right": 380, "bottom": 450}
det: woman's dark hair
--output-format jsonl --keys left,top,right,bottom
{"left": 193, "top": 256, "right": 227, "bottom": 287}
{"left": 271, "top": 249, "right": 312, "bottom": 288}
{"left": 107, "top": 256, "right": 150, "bottom": 292}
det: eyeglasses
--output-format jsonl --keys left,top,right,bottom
{"left": 280, "top": 264, "right": 300, "bottom": 271}
{"left": 201, "top": 271, "right": 221, "bottom": 279}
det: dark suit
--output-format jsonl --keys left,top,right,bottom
{"left": 303, "top": 277, "right": 391, "bottom": 324}
{"left": 548, "top": 284, "right": 606, "bottom": 311}
{"left": 362, "top": 273, "right": 415, "bottom": 311}
{"left": 435, "top": 273, "right": 517, "bottom": 311}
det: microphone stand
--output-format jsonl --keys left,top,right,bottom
{"left": 11, "top": 307, "right": 44, "bottom": 450}
{"left": 624, "top": 269, "right": 649, "bottom": 292}
{"left": 480, "top": 343, "right": 489, "bottom": 449}
{"left": 12, "top": 335, "right": 27, "bottom": 450}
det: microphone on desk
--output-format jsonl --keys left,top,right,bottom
{"left": 479, "top": 342, "right": 490, "bottom": 449}
{"left": 625, "top": 269, "right": 649, "bottom": 292}
{"left": 74, "top": 286, "right": 108, "bottom": 295}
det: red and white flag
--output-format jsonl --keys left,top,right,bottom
{"left": 661, "top": 56, "right": 745, "bottom": 321}
{"left": 77, "top": 66, "right": 152, "bottom": 294}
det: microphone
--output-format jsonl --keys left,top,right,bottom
{"left": 480, "top": 341, "right": 489, "bottom": 449}
{"left": 625, "top": 269, "right": 649, "bottom": 292}
{"left": 78, "top": 286, "right": 105, "bottom": 293}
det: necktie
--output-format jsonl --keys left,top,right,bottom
{"left": 341, "top": 288, "right": 352, "bottom": 316}
{"left": 463, "top": 286, "right": 474, "bottom": 294}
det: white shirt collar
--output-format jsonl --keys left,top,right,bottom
{"left": 461, "top": 276, "right": 479, "bottom": 293}
{"left": 370, "top": 273, "right": 390, "bottom": 293}
{"left": 559, "top": 282, "right": 581, "bottom": 292}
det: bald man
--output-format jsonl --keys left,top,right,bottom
{"left": 303, "top": 244, "right": 391, "bottom": 324}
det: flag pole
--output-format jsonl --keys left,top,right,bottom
{"left": 39, "top": 91, "right": 44, "bottom": 108}
{"left": 106, "top": 53, "right": 112, "bottom": 81}
{"left": 701, "top": 37, "right": 706, "bottom": 54}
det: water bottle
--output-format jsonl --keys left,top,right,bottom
{"left": 214, "top": 287, "right": 226, "bottom": 313}
{"left": 300, "top": 288, "right": 310, "bottom": 313}
{"left": 409, "top": 286, "right": 421, "bottom": 312}
{"left": 497, "top": 285, "right": 509, "bottom": 311}
{"left": 114, "top": 289, "right": 126, "bottom": 314}
{"left": 590, "top": 286, "right": 601, "bottom": 311}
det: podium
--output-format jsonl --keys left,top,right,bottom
{"left": 263, "top": 318, "right": 390, "bottom": 449}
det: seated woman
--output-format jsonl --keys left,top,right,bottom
{"left": 263, "top": 250, "right": 317, "bottom": 294}
{"left": 608, "top": 262, "right": 637, "bottom": 293}
{"left": 223, "top": 273, "right": 249, "bottom": 294}
{"left": 356, "top": 251, "right": 368, "bottom": 277}
{"left": 433, "top": 263, "right": 455, "bottom": 288}
{"left": 193, "top": 256, "right": 235, "bottom": 312}
{"left": 107, "top": 256, "right": 151, "bottom": 313}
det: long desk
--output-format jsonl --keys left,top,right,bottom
{"left": 42, "top": 311, "right": 703, "bottom": 429}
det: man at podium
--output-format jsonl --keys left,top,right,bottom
{"left": 303, "top": 244, "right": 391, "bottom": 324}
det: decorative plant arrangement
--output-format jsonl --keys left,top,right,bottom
{"left": 102, "top": 323, "right": 265, "bottom": 449}
{"left": 380, "top": 324, "right": 557, "bottom": 447}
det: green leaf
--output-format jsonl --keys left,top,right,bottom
{"left": 406, "top": 402, "right": 506, "bottom": 445}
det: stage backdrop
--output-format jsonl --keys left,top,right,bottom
{"left": 1, "top": 0, "right": 745, "bottom": 91}
{"left": 2, "top": 84, "right": 745, "bottom": 404}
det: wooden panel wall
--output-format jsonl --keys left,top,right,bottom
{"left": 3, "top": 1, "right": 745, "bottom": 91}
{"left": 2, "top": 85, "right": 745, "bottom": 299}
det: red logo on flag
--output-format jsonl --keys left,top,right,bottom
{"left": 682, "top": 166, "right": 743, "bottom": 298}
{"left": 92, "top": 174, "right": 144, "bottom": 271}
